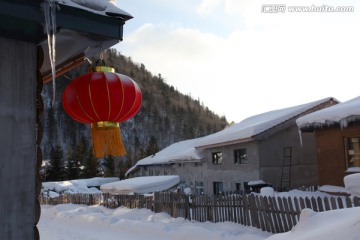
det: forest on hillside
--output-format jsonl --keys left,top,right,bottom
{"left": 41, "top": 48, "right": 228, "bottom": 179}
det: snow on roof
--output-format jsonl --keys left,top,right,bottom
{"left": 81, "top": 177, "right": 119, "bottom": 187}
{"left": 195, "top": 97, "right": 336, "bottom": 148}
{"left": 58, "top": 0, "right": 133, "bottom": 19}
{"left": 248, "top": 180, "right": 267, "bottom": 186}
{"left": 297, "top": 96, "right": 360, "bottom": 130}
{"left": 42, "top": 177, "right": 119, "bottom": 194}
{"left": 126, "top": 137, "right": 205, "bottom": 176}
{"left": 100, "top": 175, "right": 180, "bottom": 194}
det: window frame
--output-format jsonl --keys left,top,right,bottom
{"left": 234, "top": 148, "right": 248, "bottom": 165}
{"left": 344, "top": 136, "right": 360, "bottom": 168}
{"left": 195, "top": 181, "right": 204, "bottom": 195}
{"left": 213, "top": 181, "right": 223, "bottom": 195}
{"left": 212, "top": 151, "right": 223, "bottom": 165}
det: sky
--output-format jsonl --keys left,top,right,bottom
{"left": 113, "top": 0, "right": 360, "bottom": 123}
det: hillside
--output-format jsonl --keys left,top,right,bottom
{"left": 41, "top": 49, "right": 228, "bottom": 167}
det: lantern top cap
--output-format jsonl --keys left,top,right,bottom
{"left": 89, "top": 66, "right": 115, "bottom": 73}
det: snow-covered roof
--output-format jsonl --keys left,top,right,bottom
{"left": 58, "top": 0, "right": 132, "bottom": 19}
{"left": 138, "top": 137, "right": 204, "bottom": 165}
{"left": 195, "top": 97, "right": 337, "bottom": 148}
{"left": 126, "top": 137, "right": 204, "bottom": 176}
{"left": 42, "top": 177, "right": 119, "bottom": 194}
{"left": 125, "top": 138, "right": 203, "bottom": 175}
{"left": 297, "top": 96, "right": 360, "bottom": 130}
{"left": 100, "top": 175, "right": 180, "bottom": 194}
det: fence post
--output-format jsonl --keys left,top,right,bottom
{"left": 185, "top": 194, "right": 191, "bottom": 221}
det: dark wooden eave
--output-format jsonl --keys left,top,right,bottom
{"left": 0, "top": 0, "right": 132, "bottom": 82}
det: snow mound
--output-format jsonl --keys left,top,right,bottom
{"left": 318, "top": 185, "right": 351, "bottom": 195}
{"left": 299, "top": 208, "right": 316, "bottom": 219}
{"left": 344, "top": 173, "right": 360, "bottom": 197}
{"left": 260, "top": 187, "right": 274, "bottom": 197}
{"left": 267, "top": 207, "right": 360, "bottom": 240}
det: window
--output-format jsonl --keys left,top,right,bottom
{"left": 235, "top": 183, "right": 242, "bottom": 194}
{"left": 195, "top": 181, "right": 204, "bottom": 195}
{"left": 234, "top": 148, "right": 248, "bottom": 164}
{"left": 345, "top": 137, "right": 360, "bottom": 168}
{"left": 213, "top": 181, "right": 223, "bottom": 195}
{"left": 212, "top": 151, "right": 223, "bottom": 165}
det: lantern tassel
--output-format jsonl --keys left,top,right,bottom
{"left": 90, "top": 122, "right": 126, "bottom": 158}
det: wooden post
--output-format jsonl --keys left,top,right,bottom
{"left": 0, "top": 38, "right": 37, "bottom": 240}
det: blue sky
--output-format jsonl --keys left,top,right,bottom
{"left": 114, "top": 0, "right": 360, "bottom": 123}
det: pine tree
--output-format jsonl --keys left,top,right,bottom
{"left": 103, "top": 155, "right": 116, "bottom": 177}
{"left": 47, "top": 145, "right": 65, "bottom": 181}
{"left": 66, "top": 150, "right": 80, "bottom": 180}
{"left": 66, "top": 141, "right": 87, "bottom": 180}
{"left": 146, "top": 135, "right": 160, "bottom": 156}
{"left": 82, "top": 149, "right": 99, "bottom": 178}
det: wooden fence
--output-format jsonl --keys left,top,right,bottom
{"left": 39, "top": 193, "right": 153, "bottom": 210}
{"left": 102, "top": 193, "right": 153, "bottom": 210}
{"left": 153, "top": 192, "right": 360, "bottom": 233}
{"left": 39, "top": 192, "right": 360, "bottom": 234}
{"left": 39, "top": 193, "right": 103, "bottom": 206}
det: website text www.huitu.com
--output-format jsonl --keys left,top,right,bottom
{"left": 261, "top": 4, "right": 354, "bottom": 13}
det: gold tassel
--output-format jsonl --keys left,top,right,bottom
{"left": 90, "top": 122, "right": 126, "bottom": 158}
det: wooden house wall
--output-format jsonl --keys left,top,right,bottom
{"left": 315, "top": 124, "right": 360, "bottom": 186}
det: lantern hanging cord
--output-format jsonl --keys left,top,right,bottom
{"left": 41, "top": 0, "right": 57, "bottom": 106}
{"left": 95, "top": 52, "right": 106, "bottom": 67}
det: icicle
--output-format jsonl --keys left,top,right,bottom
{"left": 42, "top": 0, "right": 57, "bottom": 106}
{"left": 298, "top": 129, "right": 303, "bottom": 147}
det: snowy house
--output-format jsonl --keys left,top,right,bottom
{"left": 0, "top": 1, "right": 132, "bottom": 239}
{"left": 126, "top": 138, "right": 206, "bottom": 193}
{"left": 192, "top": 97, "right": 338, "bottom": 193}
{"left": 297, "top": 96, "right": 360, "bottom": 187}
{"left": 127, "top": 98, "right": 337, "bottom": 194}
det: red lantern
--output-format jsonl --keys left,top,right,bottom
{"left": 62, "top": 65, "right": 142, "bottom": 158}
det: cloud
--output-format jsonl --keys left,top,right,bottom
{"left": 118, "top": 1, "right": 360, "bottom": 122}
{"left": 197, "top": 0, "right": 223, "bottom": 15}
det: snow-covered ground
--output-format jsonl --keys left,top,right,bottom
{"left": 39, "top": 203, "right": 360, "bottom": 240}
{"left": 39, "top": 204, "right": 271, "bottom": 240}
{"left": 39, "top": 175, "right": 360, "bottom": 239}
